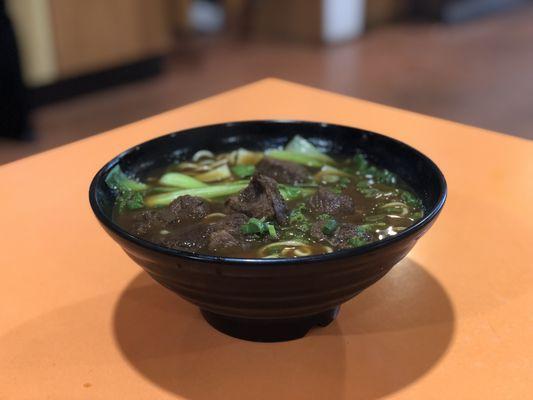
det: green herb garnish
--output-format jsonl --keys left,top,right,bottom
{"left": 241, "top": 217, "right": 277, "bottom": 238}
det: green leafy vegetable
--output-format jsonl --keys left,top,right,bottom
{"left": 105, "top": 165, "right": 147, "bottom": 213}
{"left": 241, "top": 217, "right": 277, "bottom": 238}
{"left": 231, "top": 164, "right": 255, "bottom": 178}
{"left": 285, "top": 135, "right": 336, "bottom": 164}
{"left": 159, "top": 172, "right": 207, "bottom": 188}
{"left": 265, "top": 150, "right": 329, "bottom": 167}
{"left": 105, "top": 165, "right": 147, "bottom": 192}
{"left": 144, "top": 182, "right": 248, "bottom": 207}
{"left": 116, "top": 191, "right": 144, "bottom": 212}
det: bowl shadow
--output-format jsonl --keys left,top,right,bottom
{"left": 113, "top": 258, "right": 455, "bottom": 400}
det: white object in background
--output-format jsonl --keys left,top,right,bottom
{"left": 322, "top": 0, "right": 366, "bottom": 43}
{"left": 6, "top": 0, "right": 58, "bottom": 87}
{"left": 188, "top": 0, "right": 225, "bottom": 34}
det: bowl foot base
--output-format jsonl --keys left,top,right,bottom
{"left": 201, "top": 306, "right": 340, "bottom": 342}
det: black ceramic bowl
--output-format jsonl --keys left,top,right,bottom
{"left": 89, "top": 121, "right": 446, "bottom": 342}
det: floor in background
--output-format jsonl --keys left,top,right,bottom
{"left": 1, "top": 4, "right": 532, "bottom": 165}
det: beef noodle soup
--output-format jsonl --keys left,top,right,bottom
{"left": 108, "top": 135, "right": 424, "bottom": 258}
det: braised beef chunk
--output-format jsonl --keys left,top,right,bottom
{"left": 160, "top": 224, "right": 213, "bottom": 252}
{"left": 212, "top": 213, "right": 248, "bottom": 233}
{"left": 161, "top": 214, "right": 250, "bottom": 253}
{"left": 131, "top": 209, "right": 169, "bottom": 235}
{"left": 256, "top": 157, "right": 309, "bottom": 184}
{"left": 225, "top": 173, "right": 288, "bottom": 224}
{"left": 208, "top": 213, "right": 249, "bottom": 251}
{"left": 168, "top": 195, "right": 210, "bottom": 222}
{"left": 308, "top": 187, "right": 354, "bottom": 216}
{"left": 130, "top": 195, "right": 209, "bottom": 236}
{"left": 310, "top": 222, "right": 370, "bottom": 249}
{"left": 208, "top": 231, "right": 241, "bottom": 250}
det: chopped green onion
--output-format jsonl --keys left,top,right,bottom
{"left": 241, "top": 217, "right": 266, "bottom": 234}
{"left": 289, "top": 204, "right": 308, "bottom": 225}
{"left": 316, "top": 214, "right": 328, "bottom": 221}
{"left": 159, "top": 172, "right": 207, "bottom": 188}
{"left": 231, "top": 164, "right": 255, "bottom": 178}
{"left": 279, "top": 185, "right": 315, "bottom": 201}
{"left": 322, "top": 218, "right": 338, "bottom": 236}
{"left": 241, "top": 217, "right": 277, "bottom": 238}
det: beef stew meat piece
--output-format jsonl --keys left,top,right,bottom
{"left": 131, "top": 195, "right": 210, "bottom": 236}
{"left": 208, "top": 231, "right": 241, "bottom": 251}
{"left": 160, "top": 223, "right": 213, "bottom": 252}
{"left": 131, "top": 210, "right": 165, "bottom": 236}
{"left": 163, "top": 213, "right": 251, "bottom": 253}
{"left": 208, "top": 213, "right": 249, "bottom": 251}
{"left": 308, "top": 187, "right": 355, "bottom": 216}
{"left": 168, "top": 195, "right": 210, "bottom": 222}
{"left": 256, "top": 157, "right": 309, "bottom": 184}
{"left": 225, "top": 173, "right": 289, "bottom": 224}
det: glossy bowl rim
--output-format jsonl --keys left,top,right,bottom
{"left": 89, "top": 120, "right": 447, "bottom": 266}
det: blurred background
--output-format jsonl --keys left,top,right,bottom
{"left": 1, "top": 0, "right": 532, "bottom": 165}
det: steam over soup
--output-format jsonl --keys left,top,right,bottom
{"left": 108, "top": 135, "right": 424, "bottom": 258}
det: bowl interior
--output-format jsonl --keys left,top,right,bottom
{"left": 91, "top": 120, "right": 446, "bottom": 258}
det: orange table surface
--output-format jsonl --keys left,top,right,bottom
{"left": 1, "top": 79, "right": 532, "bottom": 399}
